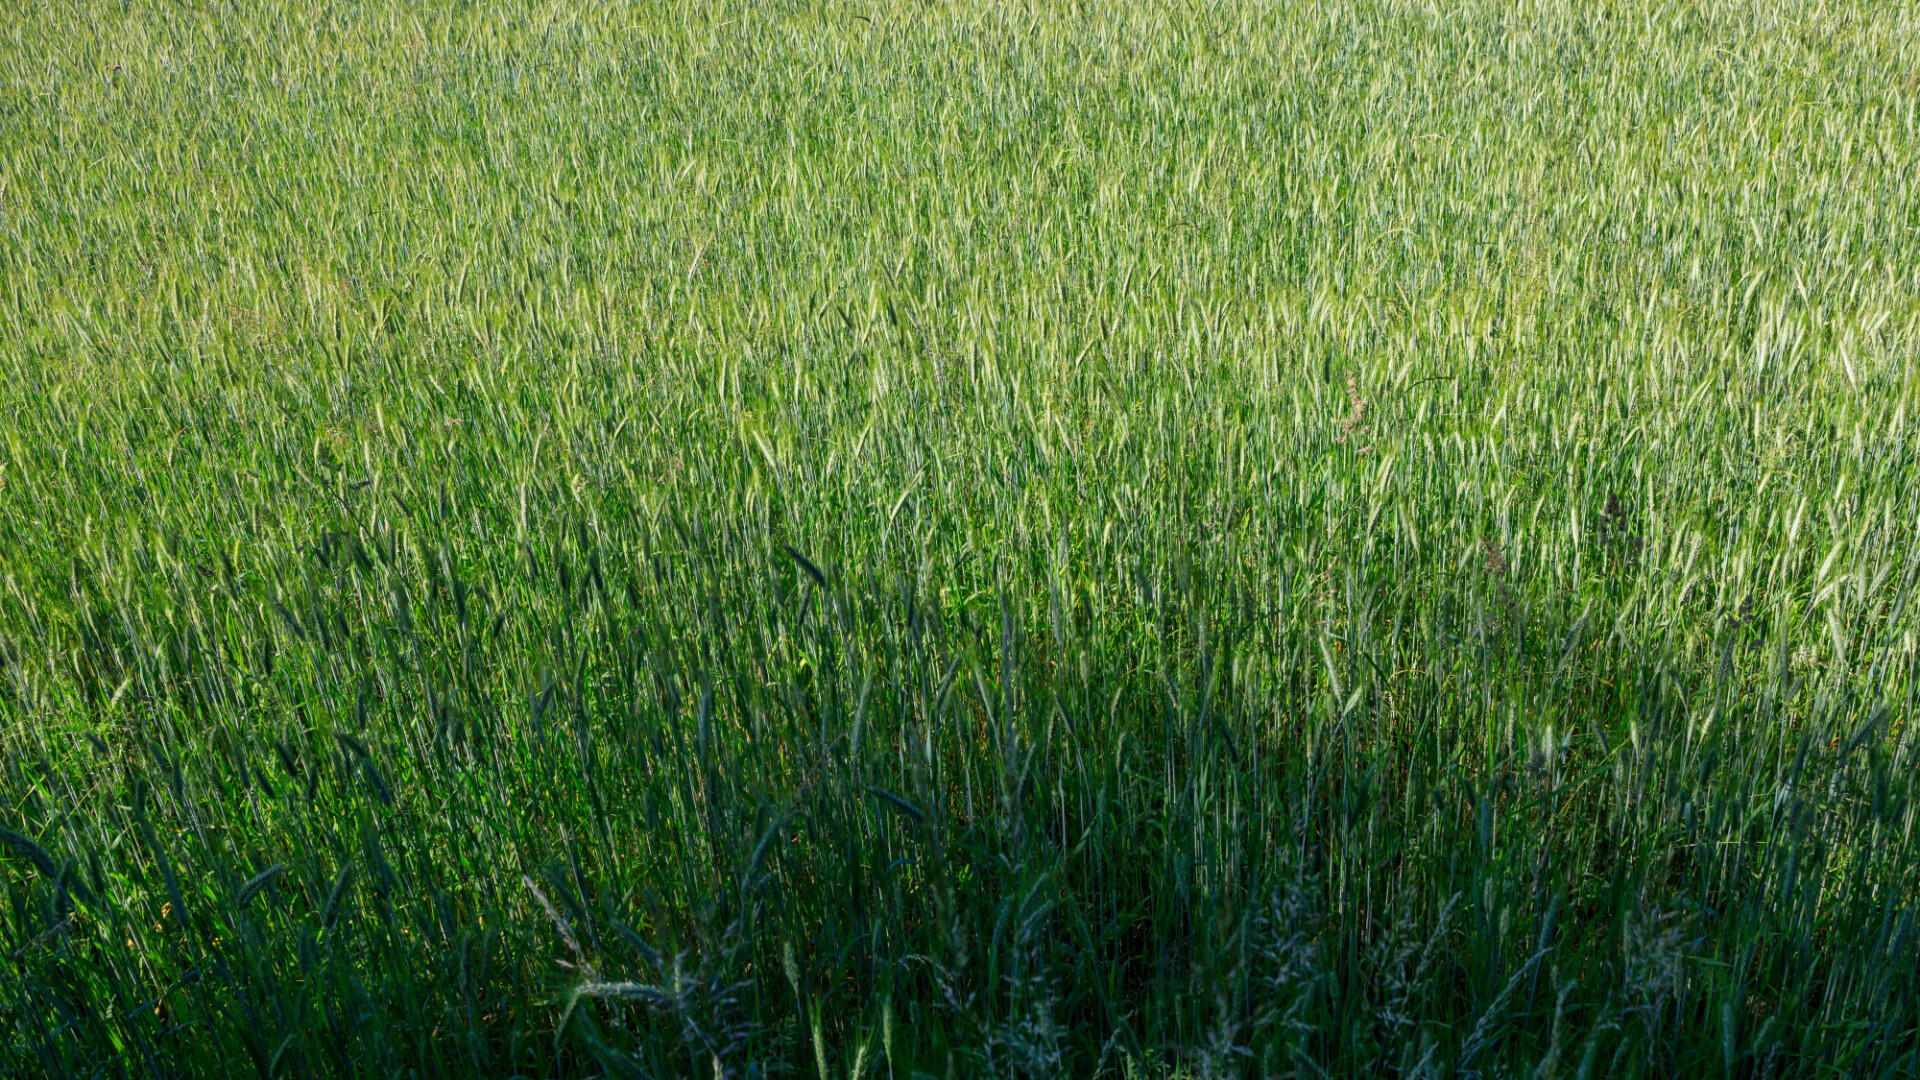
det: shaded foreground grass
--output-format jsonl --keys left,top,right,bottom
{"left": 3, "top": 0, "right": 1920, "bottom": 1075}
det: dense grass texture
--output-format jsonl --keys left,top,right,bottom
{"left": 3, "top": 0, "right": 1920, "bottom": 1075}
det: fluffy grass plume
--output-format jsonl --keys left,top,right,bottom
{"left": 2, "top": 0, "right": 1918, "bottom": 1076}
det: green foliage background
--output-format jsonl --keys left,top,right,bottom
{"left": 2, "top": 0, "right": 1918, "bottom": 1075}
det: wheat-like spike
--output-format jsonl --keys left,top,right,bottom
{"left": 321, "top": 862, "right": 355, "bottom": 930}
{"left": 607, "top": 916, "right": 663, "bottom": 974}
{"left": 1459, "top": 947, "right": 1551, "bottom": 1067}
{"left": 741, "top": 807, "right": 799, "bottom": 894}
{"left": 361, "top": 757, "right": 392, "bottom": 807}
{"left": 268, "top": 1035, "right": 297, "bottom": 1079}
{"left": 0, "top": 826, "right": 57, "bottom": 879}
{"left": 525, "top": 874, "right": 593, "bottom": 977}
{"left": 237, "top": 864, "right": 288, "bottom": 910}
{"left": 571, "top": 981, "right": 673, "bottom": 1006}
{"left": 863, "top": 787, "right": 924, "bottom": 824}
{"left": 783, "top": 544, "right": 827, "bottom": 588}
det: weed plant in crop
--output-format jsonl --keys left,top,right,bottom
{"left": 2, "top": 0, "right": 1918, "bottom": 1076}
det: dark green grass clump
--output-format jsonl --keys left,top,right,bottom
{"left": 3, "top": 0, "right": 1919, "bottom": 1076}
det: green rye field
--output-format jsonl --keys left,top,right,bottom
{"left": 3, "top": 0, "right": 1919, "bottom": 1075}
